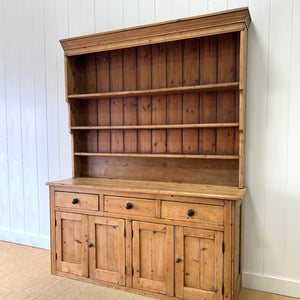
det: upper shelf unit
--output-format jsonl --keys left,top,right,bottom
{"left": 61, "top": 7, "right": 250, "bottom": 187}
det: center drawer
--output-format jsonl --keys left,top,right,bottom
{"left": 161, "top": 201, "right": 224, "bottom": 226}
{"left": 55, "top": 191, "right": 98, "bottom": 211}
{"left": 104, "top": 195, "right": 155, "bottom": 217}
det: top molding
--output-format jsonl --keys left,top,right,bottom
{"left": 60, "top": 7, "right": 251, "bottom": 56}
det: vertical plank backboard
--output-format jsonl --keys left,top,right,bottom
{"left": 96, "top": 52, "right": 111, "bottom": 152}
{"left": 199, "top": 36, "right": 217, "bottom": 155}
{"left": 123, "top": 47, "right": 137, "bottom": 153}
{"left": 182, "top": 38, "right": 199, "bottom": 154}
{"left": 166, "top": 41, "right": 182, "bottom": 154}
{"left": 152, "top": 43, "right": 167, "bottom": 153}
{"left": 137, "top": 45, "right": 152, "bottom": 153}
{"left": 217, "top": 33, "right": 237, "bottom": 155}
{"left": 110, "top": 49, "right": 124, "bottom": 152}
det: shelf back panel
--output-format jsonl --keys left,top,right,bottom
{"left": 66, "top": 33, "right": 240, "bottom": 95}
{"left": 74, "top": 156, "right": 239, "bottom": 186}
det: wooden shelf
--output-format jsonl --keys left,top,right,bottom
{"left": 71, "top": 123, "right": 239, "bottom": 130}
{"left": 68, "top": 82, "right": 239, "bottom": 100}
{"left": 73, "top": 152, "right": 239, "bottom": 160}
{"left": 47, "top": 177, "right": 247, "bottom": 200}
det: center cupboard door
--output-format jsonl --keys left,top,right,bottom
{"left": 175, "top": 227, "right": 223, "bottom": 300}
{"left": 88, "top": 216, "right": 125, "bottom": 285}
{"left": 55, "top": 212, "right": 88, "bottom": 277}
{"left": 132, "top": 221, "right": 174, "bottom": 296}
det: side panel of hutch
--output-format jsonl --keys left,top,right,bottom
{"left": 48, "top": 8, "right": 250, "bottom": 300}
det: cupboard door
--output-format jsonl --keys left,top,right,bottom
{"left": 175, "top": 227, "right": 223, "bottom": 300}
{"left": 132, "top": 222, "right": 174, "bottom": 296}
{"left": 55, "top": 212, "right": 88, "bottom": 277}
{"left": 89, "top": 216, "right": 125, "bottom": 285}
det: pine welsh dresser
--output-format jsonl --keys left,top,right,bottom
{"left": 47, "top": 7, "right": 251, "bottom": 300}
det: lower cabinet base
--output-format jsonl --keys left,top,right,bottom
{"left": 49, "top": 183, "right": 244, "bottom": 300}
{"left": 53, "top": 271, "right": 181, "bottom": 300}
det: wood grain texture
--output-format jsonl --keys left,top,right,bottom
{"left": 123, "top": 47, "right": 138, "bottom": 153}
{"left": 96, "top": 52, "right": 111, "bottom": 153}
{"left": 182, "top": 38, "right": 199, "bottom": 154}
{"left": 151, "top": 43, "right": 167, "bottom": 154}
{"left": 175, "top": 227, "right": 223, "bottom": 299}
{"left": 77, "top": 156, "right": 239, "bottom": 185}
{"left": 104, "top": 196, "right": 156, "bottom": 217}
{"left": 161, "top": 201, "right": 224, "bottom": 226}
{"left": 55, "top": 212, "right": 88, "bottom": 277}
{"left": 68, "top": 82, "right": 239, "bottom": 99}
{"left": 60, "top": 8, "right": 250, "bottom": 55}
{"left": 166, "top": 41, "right": 182, "bottom": 153}
{"left": 89, "top": 216, "right": 125, "bottom": 285}
{"left": 137, "top": 45, "right": 152, "bottom": 153}
{"left": 132, "top": 222, "right": 174, "bottom": 296}
{"left": 47, "top": 177, "right": 246, "bottom": 200}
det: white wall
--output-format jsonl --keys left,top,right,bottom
{"left": 0, "top": 0, "right": 299, "bottom": 297}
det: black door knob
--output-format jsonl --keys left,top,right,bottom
{"left": 88, "top": 243, "right": 93, "bottom": 248}
{"left": 187, "top": 209, "right": 194, "bottom": 217}
{"left": 176, "top": 258, "right": 181, "bottom": 263}
{"left": 125, "top": 203, "right": 133, "bottom": 209}
{"left": 72, "top": 198, "right": 79, "bottom": 204}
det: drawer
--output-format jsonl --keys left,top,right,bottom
{"left": 161, "top": 201, "right": 223, "bottom": 226}
{"left": 55, "top": 192, "right": 98, "bottom": 211}
{"left": 104, "top": 196, "right": 155, "bottom": 217}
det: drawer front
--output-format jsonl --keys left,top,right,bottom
{"left": 104, "top": 196, "right": 155, "bottom": 217}
{"left": 161, "top": 201, "right": 223, "bottom": 226}
{"left": 55, "top": 192, "right": 98, "bottom": 211}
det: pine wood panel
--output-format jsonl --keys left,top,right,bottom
{"left": 175, "top": 227, "right": 223, "bottom": 299}
{"left": 110, "top": 49, "right": 124, "bottom": 153}
{"left": 137, "top": 45, "right": 152, "bottom": 153}
{"left": 104, "top": 196, "right": 156, "bottom": 217}
{"left": 217, "top": 33, "right": 238, "bottom": 155}
{"left": 166, "top": 40, "right": 182, "bottom": 153}
{"left": 89, "top": 216, "right": 125, "bottom": 285}
{"left": 47, "top": 177, "right": 246, "bottom": 200}
{"left": 132, "top": 221, "right": 174, "bottom": 296}
{"left": 161, "top": 201, "right": 224, "bottom": 226}
{"left": 55, "top": 212, "right": 88, "bottom": 277}
{"left": 199, "top": 35, "right": 217, "bottom": 155}
{"left": 182, "top": 38, "right": 199, "bottom": 154}
{"left": 151, "top": 43, "right": 167, "bottom": 154}
{"left": 123, "top": 47, "right": 138, "bottom": 153}
{"left": 60, "top": 8, "right": 250, "bottom": 55}
{"left": 77, "top": 156, "right": 239, "bottom": 186}
{"left": 55, "top": 191, "right": 98, "bottom": 211}
{"left": 96, "top": 52, "right": 111, "bottom": 153}
{"left": 68, "top": 82, "right": 239, "bottom": 99}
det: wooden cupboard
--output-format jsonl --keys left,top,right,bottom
{"left": 47, "top": 7, "right": 251, "bottom": 300}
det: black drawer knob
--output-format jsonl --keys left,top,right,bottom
{"left": 176, "top": 258, "right": 181, "bottom": 263}
{"left": 187, "top": 209, "right": 194, "bottom": 217}
{"left": 88, "top": 243, "right": 93, "bottom": 248}
{"left": 72, "top": 198, "right": 79, "bottom": 204}
{"left": 125, "top": 203, "right": 133, "bottom": 209}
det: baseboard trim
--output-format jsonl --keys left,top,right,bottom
{"left": 243, "top": 272, "right": 300, "bottom": 298}
{"left": 0, "top": 228, "right": 49, "bottom": 249}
